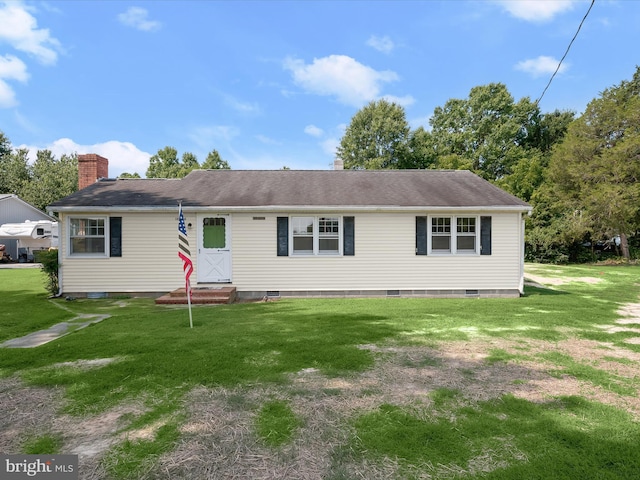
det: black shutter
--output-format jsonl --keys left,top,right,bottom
{"left": 343, "top": 216, "right": 355, "bottom": 256}
{"left": 277, "top": 217, "right": 288, "bottom": 256}
{"left": 480, "top": 216, "right": 492, "bottom": 255}
{"left": 110, "top": 217, "right": 122, "bottom": 257}
{"left": 416, "top": 216, "right": 427, "bottom": 255}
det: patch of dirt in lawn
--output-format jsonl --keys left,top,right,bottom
{"left": 524, "top": 273, "right": 603, "bottom": 286}
{"left": 0, "top": 374, "right": 147, "bottom": 480}
{"left": 3, "top": 321, "right": 640, "bottom": 479}
{"left": 147, "top": 335, "right": 640, "bottom": 479}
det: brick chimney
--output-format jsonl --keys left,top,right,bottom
{"left": 78, "top": 154, "right": 109, "bottom": 189}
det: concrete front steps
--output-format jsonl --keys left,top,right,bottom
{"left": 155, "top": 286, "right": 236, "bottom": 305}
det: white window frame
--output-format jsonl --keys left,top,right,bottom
{"left": 290, "top": 215, "right": 342, "bottom": 256}
{"left": 428, "top": 215, "right": 479, "bottom": 255}
{"left": 67, "top": 216, "right": 109, "bottom": 257}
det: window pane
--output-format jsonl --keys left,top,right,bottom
{"left": 70, "top": 219, "right": 84, "bottom": 236}
{"left": 71, "top": 237, "right": 105, "bottom": 254}
{"left": 457, "top": 236, "right": 476, "bottom": 251}
{"left": 319, "top": 217, "right": 339, "bottom": 235}
{"left": 203, "top": 218, "right": 225, "bottom": 248}
{"left": 432, "top": 236, "right": 450, "bottom": 251}
{"left": 432, "top": 217, "right": 450, "bottom": 233}
{"left": 293, "top": 236, "right": 313, "bottom": 252}
{"left": 292, "top": 217, "right": 314, "bottom": 235}
{"left": 457, "top": 217, "right": 475, "bottom": 233}
{"left": 319, "top": 238, "right": 339, "bottom": 253}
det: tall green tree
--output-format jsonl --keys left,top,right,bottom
{"left": 337, "top": 99, "right": 410, "bottom": 169}
{"left": 201, "top": 149, "right": 230, "bottom": 169}
{"left": 20, "top": 150, "right": 78, "bottom": 212}
{"left": 545, "top": 67, "right": 640, "bottom": 260}
{"left": 428, "top": 83, "right": 540, "bottom": 182}
{"left": 146, "top": 146, "right": 199, "bottom": 178}
{"left": 0, "top": 148, "right": 30, "bottom": 195}
{"left": 0, "top": 130, "right": 11, "bottom": 159}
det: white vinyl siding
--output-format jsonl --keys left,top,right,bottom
{"left": 232, "top": 211, "right": 523, "bottom": 292}
{"left": 59, "top": 212, "right": 190, "bottom": 293}
{"left": 58, "top": 210, "right": 524, "bottom": 295}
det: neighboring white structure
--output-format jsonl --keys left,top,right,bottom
{"left": 48, "top": 162, "right": 532, "bottom": 299}
{"left": 0, "top": 220, "right": 58, "bottom": 262}
{"left": 0, "top": 194, "right": 57, "bottom": 260}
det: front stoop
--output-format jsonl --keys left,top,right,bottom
{"left": 155, "top": 286, "right": 237, "bottom": 305}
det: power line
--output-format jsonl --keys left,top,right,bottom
{"left": 535, "top": 0, "right": 596, "bottom": 106}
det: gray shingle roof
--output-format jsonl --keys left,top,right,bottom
{"left": 48, "top": 170, "right": 530, "bottom": 210}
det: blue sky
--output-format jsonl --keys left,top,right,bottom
{"left": 0, "top": 0, "right": 638, "bottom": 177}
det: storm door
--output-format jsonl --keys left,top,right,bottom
{"left": 197, "top": 215, "right": 231, "bottom": 283}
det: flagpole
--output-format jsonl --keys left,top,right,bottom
{"left": 178, "top": 201, "right": 195, "bottom": 329}
{"left": 187, "top": 279, "right": 193, "bottom": 329}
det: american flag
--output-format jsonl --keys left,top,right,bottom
{"left": 178, "top": 204, "right": 193, "bottom": 299}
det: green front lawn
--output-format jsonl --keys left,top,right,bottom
{"left": 1, "top": 264, "right": 639, "bottom": 478}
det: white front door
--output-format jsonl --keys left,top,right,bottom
{"left": 197, "top": 214, "right": 232, "bottom": 283}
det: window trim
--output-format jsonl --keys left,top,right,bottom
{"left": 68, "top": 216, "right": 109, "bottom": 257}
{"left": 428, "top": 215, "right": 480, "bottom": 255}
{"left": 289, "top": 215, "right": 343, "bottom": 256}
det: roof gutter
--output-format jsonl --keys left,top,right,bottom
{"left": 48, "top": 204, "right": 532, "bottom": 214}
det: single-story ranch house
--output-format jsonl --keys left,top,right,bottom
{"left": 48, "top": 154, "right": 531, "bottom": 300}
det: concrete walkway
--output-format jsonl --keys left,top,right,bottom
{"left": 1, "top": 314, "right": 110, "bottom": 348}
{"left": 0, "top": 262, "right": 41, "bottom": 269}
{"left": 1, "top": 263, "right": 113, "bottom": 347}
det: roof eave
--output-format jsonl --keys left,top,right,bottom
{"left": 49, "top": 204, "right": 532, "bottom": 214}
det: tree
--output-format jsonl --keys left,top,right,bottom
{"left": 20, "top": 150, "right": 78, "bottom": 212}
{"left": 146, "top": 146, "right": 199, "bottom": 178}
{"left": 337, "top": 99, "right": 410, "bottom": 169}
{"left": 545, "top": 67, "right": 640, "bottom": 260}
{"left": 0, "top": 130, "right": 11, "bottom": 159}
{"left": 118, "top": 172, "right": 141, "bottom": 178}
{"left": 0, "top": 148, "right": 29, "bottom": 195}
{"left": 201, "top": 149, "right": 230, "bottom": 169}
{"left": 401, "top": 127, "right": 438, "bottom": 169}
{"left": 428, "top": 83, "right": 540, "bottom": 182}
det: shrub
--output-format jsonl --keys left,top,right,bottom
{"left": 38, "top": 248, "right": 59, "bottom": 296}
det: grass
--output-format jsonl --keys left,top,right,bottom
{"left": 255, "top": 399, "right": 303, "bottom": 446}
{"left": 1, "top": 264, "right": 640, "bottom": 478}
{"left": 22, "top": 433, "right": 63, "bottom": 454}
{"left": 353, "top": 395, "right": 640, "bottom": 479}
{"left": 0, "top": 269, "right": 71, "bottom": 342}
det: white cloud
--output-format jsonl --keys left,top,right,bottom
{"left": 515, "top": 55, "right": 567, "bottom": 77}
{"left": 0, "top": 1, "right": 61, "bottom": 64}
{"left": 283, "top": 54, "right": 400, "bottom": 107}
{"left": 224, "top": 95, "right": 261, "bottom": 114}
{"left": 366, "top": 35, "right": 395, "bottom": 54}
{"left": 117, "top": 7, "right": 162, "bottom": 32}
{"left": 19, "top": 138, "right": 152, "bottom": 177}
{"left": 0, "top": 54, "right": 28, "bottom": 107}
{"left": 187, "top": 125, "right": 240, "bottom": 150}
{"left": 255, "top": 134, "right": 281, "bottom": 145}
{"left": 494, "top": 0, "right": 576, "bottom": 22}
{"left": 0, "top": 54, "right": 28, "bottom": 81}
{"left": 304, "top": 125, "right": 324, "bottom": 137}
{"left": 381, "top": 94, "right": 415, "bottom": 107}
